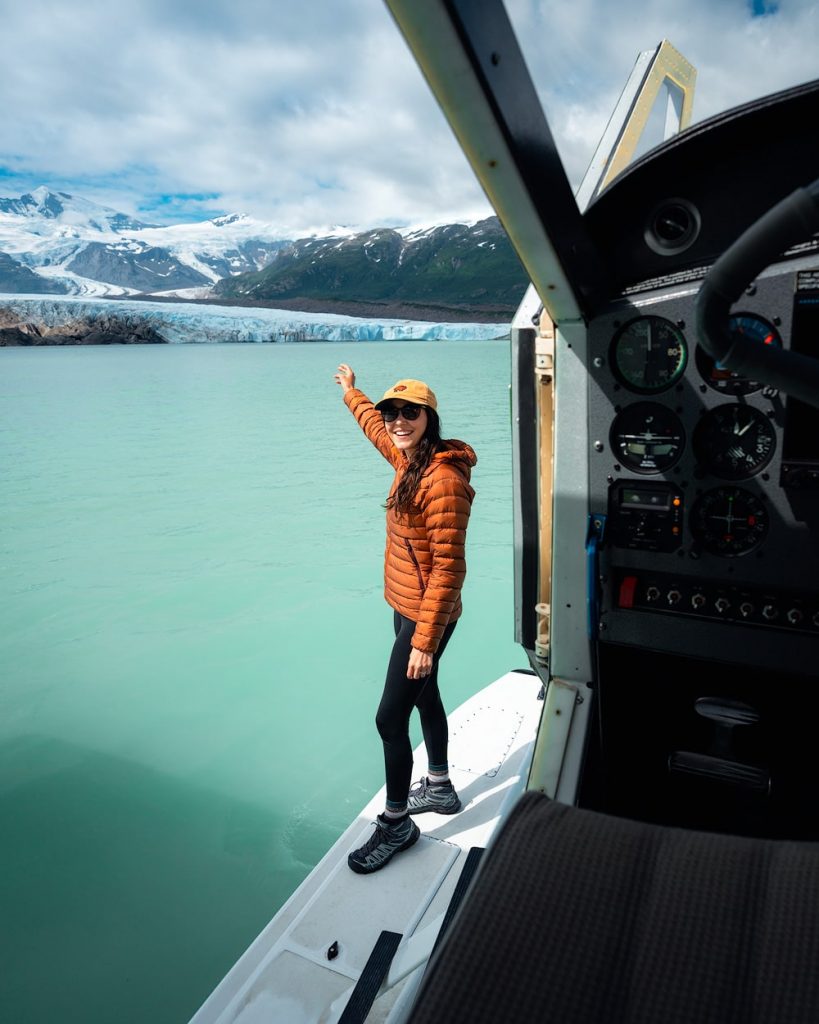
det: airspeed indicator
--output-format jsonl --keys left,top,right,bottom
{"left": 611, "top": 316, "right": 688, "bottom": 394}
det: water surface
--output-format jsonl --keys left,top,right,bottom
{"left": 0, "top": 340, "right": 522, "bottom": 1023}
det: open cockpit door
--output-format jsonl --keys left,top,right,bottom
{"left": 382, "top": 8, "right": 819, "bottom": 1018}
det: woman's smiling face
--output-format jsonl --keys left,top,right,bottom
{"left": 383, "top": 401, "right": 428, "bottom": 452}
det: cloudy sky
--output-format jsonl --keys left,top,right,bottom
{"left": 0, "top": 0, "right": 815, "bottom": 233}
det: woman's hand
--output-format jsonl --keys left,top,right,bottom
{"left": 334, "top": 364, "right": 356, "bottom": 392}
{"left": 407, "top": 647, "right": 433, "bottom": 680}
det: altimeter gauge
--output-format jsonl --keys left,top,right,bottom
{"left": 695, "top": 313, "right": 782, "bottom": 395}
{"left": 690, "top": 486, "right": 769, "bottom": 556}
{"left": 692, "top": 404, "right": 776, "bottom": 480}
{"left": 610, "top": 402, "right": 685, "bottom": 474}
{"left": 610, "top": 316, "right": 688, "bottom": 394}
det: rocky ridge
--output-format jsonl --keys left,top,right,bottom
{"left": 0, "top": 305, "right": 167, "bottom": 345}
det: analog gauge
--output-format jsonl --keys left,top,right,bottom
{"left": 690, "top": 486, "right": 769, "bottom": 556}
{"left": 611, "top": 316, "right": 688, "bottom": 393}
{"left": 610, "top": 402, "right": 685, "bottom": 474}
{"left": 693, "top": 404, "right": 776, "bottom": 480}
{"left": 695, "top": 313, "right": 781, "bottom": 395}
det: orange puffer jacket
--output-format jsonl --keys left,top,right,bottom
{"left": 345, "top": 388, "right": 476, "bottom": 654}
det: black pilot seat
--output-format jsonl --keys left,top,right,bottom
{"left": 407, "top": 791, "right": 819, "bottom": 1023}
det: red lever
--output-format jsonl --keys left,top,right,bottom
{"left": 618, "top": 576, "right": 638, "bottom": 609}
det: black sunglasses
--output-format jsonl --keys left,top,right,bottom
{"left": 381, "top": 403, "right": 424, "bottom": 422}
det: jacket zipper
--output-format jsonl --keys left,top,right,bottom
{"left": 404, "top": 539, "right": 426, "bottom": 594}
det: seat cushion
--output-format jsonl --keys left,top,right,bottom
{"left": 408, "top": 792, "right": 819, "bottom": 1023}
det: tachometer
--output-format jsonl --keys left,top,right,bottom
{"left": 692, "top": 404, "right": 776, "bottom": 480}
{"left": 695, "top": 313, "right": 781, "bottom": 395}
{"left": 689, "top": 486, "right": 769, "bottom": 556}
{"left": 610, "top": 402, "right": 685, "bottom": 474}
{"left": 611, "top": 316, "right": 688, "bottom": 394}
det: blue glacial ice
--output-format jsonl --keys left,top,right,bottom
{"left": 1, "top": 295, "right": 510, "bottom": 343}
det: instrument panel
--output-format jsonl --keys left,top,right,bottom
{"left": 587, "top": 257, "right": 819, "bottom": 669}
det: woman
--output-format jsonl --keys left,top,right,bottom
{"left": 334, "top": 364, "right": 476, "bottom": 874}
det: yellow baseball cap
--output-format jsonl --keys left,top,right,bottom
{"left": 375, "top": 379, "right": 438, "bottom": 410}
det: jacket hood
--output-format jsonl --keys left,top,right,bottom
{"left": 432, "top": 440, "right": 477, "bottom": 475}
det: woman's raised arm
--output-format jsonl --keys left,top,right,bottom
{"left": 334, "top": 363, "right": 356, "bottom": 392}
{"left": 335, "top": 364, "right": 403, "bottom": 468}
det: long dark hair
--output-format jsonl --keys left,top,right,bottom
{"left": 387, "top": 408, "right": 445, "bottom": 516}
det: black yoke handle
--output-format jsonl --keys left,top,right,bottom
{"left": 696, "top": 178, "right": 819, "bottom": 409}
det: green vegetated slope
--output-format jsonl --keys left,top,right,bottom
{"left": 214, "top": 217, "right": 528, "bottom": 316}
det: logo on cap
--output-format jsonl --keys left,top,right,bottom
{"left": 393, "top": 385, "right": 407, "bottom": 392}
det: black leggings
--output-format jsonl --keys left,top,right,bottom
{"left": 376, "top": 611, "right": 457, "bottom": 806}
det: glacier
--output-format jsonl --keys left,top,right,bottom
{"left": 1, "top": 295, "right": 510, "bottom": 343}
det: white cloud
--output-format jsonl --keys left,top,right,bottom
{"left": 0, "top": 0, "right": 816, "bottom": 231}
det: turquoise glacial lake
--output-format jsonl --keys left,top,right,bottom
{"left": 0, "top": 338, "right": 523, "bottom": 1023}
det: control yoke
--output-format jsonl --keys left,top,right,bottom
{"left": 697, "top": 179, "right": 819, "bottom": 409}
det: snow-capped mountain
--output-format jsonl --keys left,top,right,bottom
{"left": 0, "top": 187, "right": 526, "bottom": 318}
{"left": 0, "top": 186, "right": 154, "bottom": 233}
{"left": 0, "top": 187, "right": 290, "bottom": 297}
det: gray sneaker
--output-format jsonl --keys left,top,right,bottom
{"left": 348, "top": 814, "right": 420, "bottom": 874}
{"left": 407, "top": 777, "right": 462, "bottom": 815}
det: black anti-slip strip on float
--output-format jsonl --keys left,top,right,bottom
{"left": 430, "top": 846, "right": 485, "bottom": 959}
{"left": 338, "top": 929, "right": 403, "bottom": 1024}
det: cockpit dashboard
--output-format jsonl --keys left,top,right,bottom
{"left": 590, "top": 257, "right": 819, "bottom": 676}
{"left": 577, "top": 82, "right": 819, "bottom": 836}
